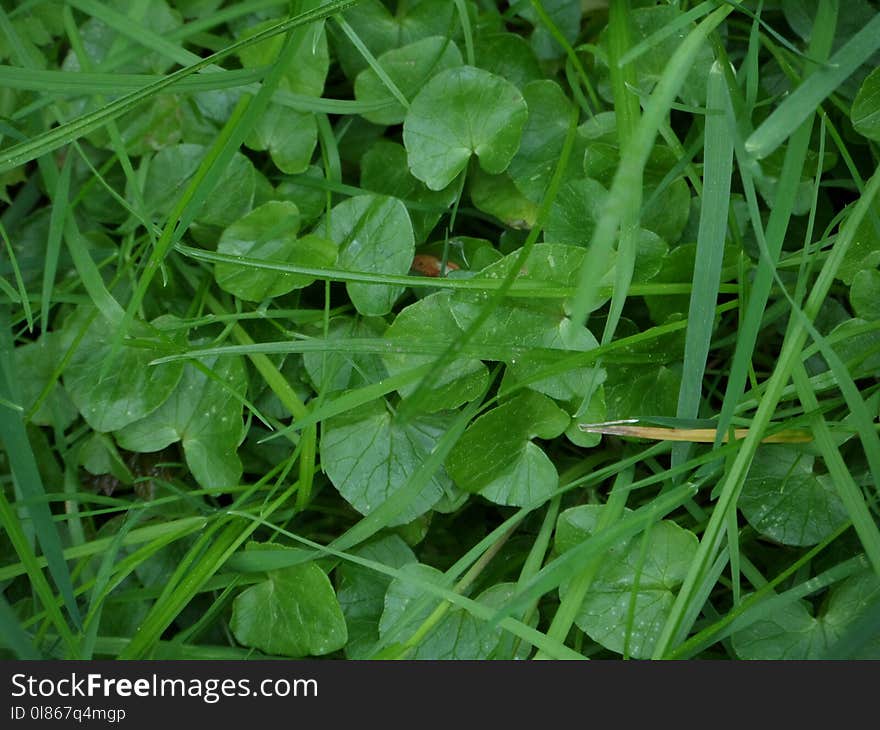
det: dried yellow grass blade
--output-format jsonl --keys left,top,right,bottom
{"left": 578, "top": 421, "right": 813, "bottom": 443}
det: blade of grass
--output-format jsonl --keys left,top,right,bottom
{"left": 673, "top": 61, "right": 734, "bottom": 469}
{"left": 66, "top": 0, "right": 204, "bottom": 68}
{"left": 601, "top": 0, "right": 641, "bottom": 346}
{"left": 62, "top": 218, "right": 125, "bottom": 327}
{"left": 0, "top": 310, "right": 81, "bottom": 631}
{"left": 333, "top": 16, "right": 409, "bottom": 109}
{"left": 79, "top": 506, "right": 146, "bottom": 659}
{"left": 0, "top": 223, "right": 33, "bottom": 332}
{"left": 453, "top": 0, "right": 475, "bottom": 66}
{"left": 791, "top": 361, "right": 880, "bottom": 567}
{"left": 0, "top": 489, "right": 79, "bottom": 654}
{"left": 0, "top": 516, "right": 209, "bottom": 583}
{"left": 41, "top": 154, "right": 72, "bottom": 332}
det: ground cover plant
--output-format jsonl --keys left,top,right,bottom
{"left": 1, "top": 0, "right": 880, "bottom": 661}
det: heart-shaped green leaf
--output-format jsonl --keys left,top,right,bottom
{"left": 404, "top": 66, "right": 528, "bottom": 190}
{"left": 230, "top": 544, "right": 347, "bottom": 657}
{"left": 324, "top": 194, "right": 415, "bottom": 315}
{"left": 320, "top": 399, "right": 455, "bottom": 524}
{"left": 555, "top": 505, "right": 699, "bottom": 658}
{"left": 740, "top": 446, "right": 849, "bottom": 546}
{"left": 63, "top": 308, "right": 185, "bottom": 433}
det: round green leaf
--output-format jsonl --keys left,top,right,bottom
{"left": 320, "top": 400, "right": 455, "bottom": 524}
{"left": 556, "top": 505, "right": 699, "bottom": 659}
{"left": 231, "top": 549, "right": 347, "bottom": 657}
{"left": 354, "top": 36, "right": 462, "bottom": 126}
{"left": 115, "top": 354, "right": 247, "bottom": 490}
{"left": 403, "top": 66, "right": 528, "bottom": 191}
{"left": 740, "top": 446, "right": 849, "bottom": 547}
{"left": 325, "top": 194, "right": 415, "bottom": 315}
{"left": 215, "top": 201, "right": 337, "bottom": 301}
{"left": 63, "top": 308, "right": 185, "bottom": 433}
{"left": 446, "top": 391, "right": 568, "bottom": 506}
{"left": 474, "top": 32, "right": 543, "bottom": 90}
{"left": 245, "top": 107, "right": 317, "bottom": 175}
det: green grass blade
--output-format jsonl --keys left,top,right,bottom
{"left": 41, "top": 154, "right": 72, "bottom": 331}
{"left": 334, "top": 16, "right": 410, "bottom": 109}
{"left": 673, "top": 61, "right": 734, "bottom": 468}
{"left": 0, "top": 490, "right": 79, "bottom": 655}
{"left": 453, "top": 0, "right": 475, "bottom": 66}
{"left": 0, "top": 223, "right": 33, "bottom": 332}
{"left": 0, "top": 310, "right": 82, "bottom": 632}
{"left": 63, "top": 218, "right": 125, "bottom": 327}
{"left": 601, "top": 0, "right": 641, "bottom": 346}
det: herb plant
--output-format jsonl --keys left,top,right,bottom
{"left": 1, "top": 0, "right": 880, "bottom": 661}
